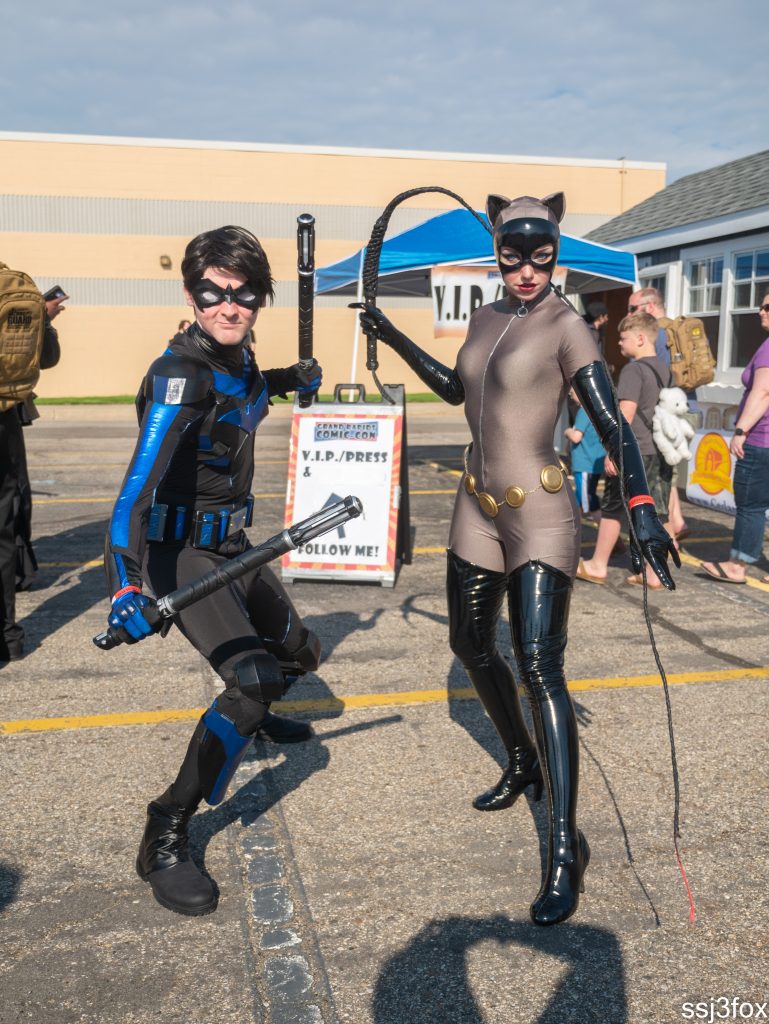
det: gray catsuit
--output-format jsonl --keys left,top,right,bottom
{"left": 448, "top": 288, "right": 601, "bottom": 577}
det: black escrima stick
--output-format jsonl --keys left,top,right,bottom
{"left": 93, "top": 496, "right": 363, "bottom": 651}
{"left": 296, "top": 213, "right": 316, "bottom": 409}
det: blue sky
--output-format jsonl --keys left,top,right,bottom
{"left": 3, "top": 0, "right": 766, "bottom": 183}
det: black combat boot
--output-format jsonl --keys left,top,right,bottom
{"left": 136, "top": 785, "right": 217, "bottom": 917}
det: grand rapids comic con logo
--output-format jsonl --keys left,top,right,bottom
{"left": 314, "top": 421, "right": 379, "bottom": 442}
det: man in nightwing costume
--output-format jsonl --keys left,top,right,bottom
{"left": 104, "top": 225, "right": 322, "bottom": 916}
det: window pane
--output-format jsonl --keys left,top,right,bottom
{"left": 643, "top": 274, "right": 667, "bottom": 301}
{"left": 734, "top": 253, "right": 753, "bottom": 279}
{"left": 731, "top": 312, "right": 765, "bottom": 367}
{"left": 707, "top": 284, "right": 721, "bottom": 309}
{"left": 755, "top": 278, "right": 769, "bottom": 305}
{"left": 711, "top": 258, "right": 724, "bottom": 284}
{"left": 698, "top": 314, "right": 720, "bottom": 364}
{"left": 688, "top": 286, "right": 706, "bottom": 312}
{"left": 689, "top": 261, "right": 707, "bottom": 287}
{"left": 733, "top": 282, "right": 752, "bottom": 308}
{"left": 756, "top": 250, "right": 769, "bottom": 278}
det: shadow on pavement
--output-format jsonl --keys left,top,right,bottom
{"left": 189, "top": 715, "right": 403, "bottom": 864}
{"left": 0, "top": 863, "right": 22, "bottom": 914}
{"left": 17, "top": 519, "right": 109, "bottom": 656}
{"left": 373, "top": 915, "right": 627, "bottom": 1024}
{"left": 302, "top": 608, "right": 387, "bottom": 665}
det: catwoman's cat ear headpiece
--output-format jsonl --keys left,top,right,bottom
{"left": 541, "top": 192, "right": 565, "bottom": 224}
{"left": 486, "top": 192, "right": 566, "bottom": 229}
{"left": 486, "top": 194, "right": 512, "bottom": 229}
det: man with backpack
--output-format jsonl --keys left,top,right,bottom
{"left": 627, "top": 286, "right": 716, "bottom": 541}
{"left": 0, "top": 263, "right": 60, "bottom": 662}
{"left": 577, "top": 311, "right": 674, "bottom": 588}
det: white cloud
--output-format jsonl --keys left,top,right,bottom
{"left": 1, "top": 0, "right": 766, "bottom": 182}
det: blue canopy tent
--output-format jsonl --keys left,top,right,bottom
{"left": 316, "top": 207, "right": 637, "bottom": 297}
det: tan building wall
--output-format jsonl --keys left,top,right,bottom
{"left": 0, "top": 132, "right": 666, "bottom": 398}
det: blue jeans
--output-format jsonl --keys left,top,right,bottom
{"left": 730, "top": 443, "right": 769, "bottom": 564}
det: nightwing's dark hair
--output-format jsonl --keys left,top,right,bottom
{"left": 181, "top": 225, "right": 275, "bottom": 306}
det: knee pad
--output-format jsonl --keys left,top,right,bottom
{"left": 198, "top": 700, "right": 254, "bottom": 806}
{"left": 197, "top": 653, "right": 284, "bottom": 806}
{"left": 234, "top": 650, "right": 286, "bottom": 702}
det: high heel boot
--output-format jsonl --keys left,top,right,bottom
{"left": 508, "top": 560, "right": 589, "bottom": 926}
{"left": 447, "top": 550, "right": 543, "bottom": 811}
{"left": 472, "top": 745, "right": 543, "bottom": 810}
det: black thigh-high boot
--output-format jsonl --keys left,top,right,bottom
{"left": 508, "top": 560, "right": 589, "bottom": 926}
{"left": 447, "top": 550, "right": 542, "bottom": 811}
{"left": 136, "top": 718, "right": 218, "bottom": 917}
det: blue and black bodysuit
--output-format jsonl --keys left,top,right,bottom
{"left": 105, "top": 324, "right": 320, "bottom": 806}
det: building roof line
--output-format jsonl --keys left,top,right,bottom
{"left": 0, "top": 130, "right": 666, "bottom": 172}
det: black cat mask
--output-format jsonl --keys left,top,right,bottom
{"left": 486, "top": 192, "right": 565, "bottom": 274}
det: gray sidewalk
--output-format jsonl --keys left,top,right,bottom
{"left": 1, "top": 405, "right": 768, "bottom": 1024}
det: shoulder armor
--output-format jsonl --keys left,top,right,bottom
{"left": 144, "top": 352, "right": 214, "bottom": 406}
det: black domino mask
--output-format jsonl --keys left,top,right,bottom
{"left": 191, "top": 278, "right": 262, "bottom": 311}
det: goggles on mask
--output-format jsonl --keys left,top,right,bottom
{"left": 190, "top": 278, "right": 262, "bottom": 311}
{"left": 494, "top": 218, "right": 560, "bottom": 274}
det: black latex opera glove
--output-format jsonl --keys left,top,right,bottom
{"left": 348, "top": 302, "right": 465, "bottom": 405}
{"left": 572, "top": 360, "right": 680, "bottom": 590}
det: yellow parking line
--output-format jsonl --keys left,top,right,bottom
{"left": 3, "top": 665, "right": 767, "bottom": 736}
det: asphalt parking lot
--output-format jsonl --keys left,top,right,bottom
{"left": 2, "top": 401, "right": 768, "bottom": 1024}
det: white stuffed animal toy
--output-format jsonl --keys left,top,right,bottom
{"left": 652, "top": 387, "right": 695, "bottom": 466}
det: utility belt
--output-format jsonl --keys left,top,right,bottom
{"left": 463, "top": 445, "right": 565, "bottom": 518}
{"left": 147, "top": 496, "right": 254, "bottom": 550}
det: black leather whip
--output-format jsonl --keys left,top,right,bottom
{"left": 359, "top": 186, "right": 491, "bottom": 402}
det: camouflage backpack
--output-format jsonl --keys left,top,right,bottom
{"left": 0, "top": 262, "right": 45, "bottom": 413}
{"left": 659, "top": 315, "right": 716, "bottom": 390}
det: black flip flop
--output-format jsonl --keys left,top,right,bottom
{"left": 700, "top": 562, "right": 746, "bottom": 584}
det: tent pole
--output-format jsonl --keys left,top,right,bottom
{"left": 348, "top": 249, "right": 365, "bottom": 401}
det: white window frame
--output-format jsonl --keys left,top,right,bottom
{"left": 680, "top": 231, "right": 769, "bottom": 384}
{"left": 638, "top": 261, "right": 683, "bottom": 317}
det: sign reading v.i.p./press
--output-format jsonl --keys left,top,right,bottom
{"left": 431, "top": 265, "right": 569, "bottom": 337}
{"left": 282, "top": 393, "right": 404, "bottom": 585}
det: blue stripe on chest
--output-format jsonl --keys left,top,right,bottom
{"left": 212, "top": 369, "right": 268, "bottom": 433}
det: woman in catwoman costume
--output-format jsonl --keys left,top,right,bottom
{"left": 356, "top": 192, "right": 679, "bottom": 926}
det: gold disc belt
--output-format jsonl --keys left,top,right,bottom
{"left": 462, "top": 445, "right": 565, "bottom": 518}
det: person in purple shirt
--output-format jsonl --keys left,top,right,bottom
{"left": 701, "top": 294, "right": 769, "bottom": 584}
